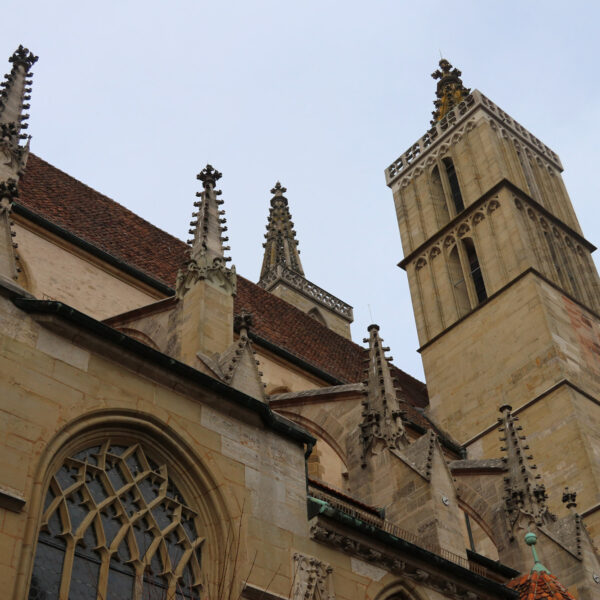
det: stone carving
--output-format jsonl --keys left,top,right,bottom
{"left": 431, "top": 58, "right": 471, "bottom": 124}
{"left": 386, "top": 87, "right": 561, "bottom": 187}
{"left": 176, "top": 164, "right": 236, "bottom": 298}
{"left": 359, "top": 324, "right": 408, "bottom": 466}
{"left": 259, "top": 264, "right": 353, "bottom": 321}
{"left": 259, "top": 181, "right": 304, "bottom": 280}
{"left": 292, "top": 553, "right": 334, "bottom": 600}
{"left": 0, "top": 178, "right": 21, "bottom": 281}
{"left": 498, "top": 405, "right": 555, "bottom": 540}
{"left": 309, "top": 522, "right": 482, "bottom": 600}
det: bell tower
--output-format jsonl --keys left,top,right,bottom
{"left": 385, "top": 60, "right": 600, "bottom": 544}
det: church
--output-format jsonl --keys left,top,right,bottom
{"left": 0, "top": 45, "right": 598, "bottom": 600}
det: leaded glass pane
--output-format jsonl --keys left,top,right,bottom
{"left": 27, "top": 540, "right": 64, "bottom": 600}
{"left": 107, "top": 558, "right": 135, "bottom": 600}
{"left": 69, "top": 551, "right": 101, "bottom": 600}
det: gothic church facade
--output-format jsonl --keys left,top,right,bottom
{"left": 0, "top": 46, "right": 598, "bottom": 600}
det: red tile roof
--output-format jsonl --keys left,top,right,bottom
{"left": 17, "top": 153, "right": 428, "bottom": 408}
{"left": 508, "top": 571, "right": 576, "bottom": 600}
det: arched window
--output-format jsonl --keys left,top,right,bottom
{"left": 28, "top": 440, "right": 203, "bottom": 600}
{"left": 462, "top": 238, "right": 487, "bottom": 303}
{"left": 430, "top": 166, "right": 450, "bottom": 225}
{"left": 442, "top": 157, "right": 464, "bottom": 214}
{"left": 447, "top": 245, "right": 470, "bottom": 316}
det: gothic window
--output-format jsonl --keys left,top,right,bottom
{"left": 447, "top": 245, "right": 470, "bottom": 316}
{"left": 463, "top": 238, "right": 487, "bottom": 303}
{"left": 430, "top": 166, "right": 450, "bottom": 225}
{"left": 28, "top": 440, "right": 203, "bottom": 600}
{"left": 442, "top": 158, "right": 464, "bottom": 214}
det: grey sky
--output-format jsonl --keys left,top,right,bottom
{"left": 3, "top": 1, "right": 599, "bottom": 382}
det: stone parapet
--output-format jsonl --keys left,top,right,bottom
{"left": 385, "top": 89, "right": 562, "bottom": 187}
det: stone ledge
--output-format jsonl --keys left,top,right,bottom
{"left": 0, "top": 485, "right": 26, "bottom": 512}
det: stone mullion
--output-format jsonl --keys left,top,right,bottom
{"left": 430, "top": 246, "right": 457, "bottom": 327}
{"left": 455, "top": 235, "right": 477, "bottom": 309}
{"left": 469, "top": 214, "right": 496, "bottom": 293}
{"left": 425, "top": 257, "right": 444, "bottom": 336}
{"left": 437, "top": 158, "right": 456, "bottom": 218}
{"left": 96, "top": 547, "right": 111, "bottom": 600}
{"left": 59, "top": 537, "right": 76, "bottom": 600}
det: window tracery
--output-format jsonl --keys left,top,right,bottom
{"left": 28, "top": 440, "right": 204, "bottom": 600}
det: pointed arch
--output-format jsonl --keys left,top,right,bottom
{"left": 19, "top": 409, "right": 234, "bottom": 600}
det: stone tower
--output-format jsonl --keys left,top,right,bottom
{"left": 385, "top": 60, "right": 600, "bottom": 544}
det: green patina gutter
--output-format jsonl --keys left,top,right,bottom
{"left": 307, "top": 497, "right": 518, "bottom": 599}
{"left": 12, "top": 297, "right": 316, "bottom": 456}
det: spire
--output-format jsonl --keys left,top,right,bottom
{"left": 498, "top": 405, "right": 553, "bottom": 538}
{"left": 360, "top": 324, "right": 408, "bottom": 466}
{"left": 176, "top": 164, "right": 236, "bottom": 298}
{"left": 0, "top": 45, "right": 37, "bottom": 178}
{"left": 430, "top": 58, "right": 470, "bottom": 125}
{"left": 259, "top": 181, "right": 304, "bottom": 281}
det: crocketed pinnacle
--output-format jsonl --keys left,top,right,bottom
{"left": 360, "top": 324, "right": 408, "bottom": 466}
{"left": 0, "top": 45, "right": 37, "bottom": 176}
{"left": 175, "top": 165, "right": 236, "bottom": 298}
{"left": 430, "top": 58, "right": 471, "bottom": 125}
{"left": 259, "top": 182, "right": 304, "bottom": 281}
{"left": 188, "top": 164, "right": 230, "bottom": 263}
{"left": 498, "top": 405, "right": 553, "bottom": 538}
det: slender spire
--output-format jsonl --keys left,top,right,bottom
{"left": 498, "top": 405, "right": 553, "bottom": 538}
{"left": 176, "top": 165, "right": 236, "bottom": 298}
{"left": 430, "top": 58, "right": 470, "bottom": 125}
{"left": 259, "top": 182, "right": 304, "bottom": 281}
{"left": 360, "top": 324, "right": 408, "bottom": 466}
{"left": 0, "top": 45, "right": 37, "bottom": 178}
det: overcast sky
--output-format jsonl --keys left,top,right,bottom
{"left": 3, "top": 1, "right": 599, "bottom": 382}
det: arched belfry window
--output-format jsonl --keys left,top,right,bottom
{"left": 463, "top": 237, "right": 487, "bottom": 303}
{"left": 28, "top": 440, "right": 203, "bottom": 600}
{"left": 442, "top": 157, "right": 464, "bottom": 214}
{"left": 430, "top": 166, "right": 450, "bottom": 225}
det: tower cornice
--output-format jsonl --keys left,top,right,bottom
{"left": 385, "top": 90, "right": 562, "bottom": 188}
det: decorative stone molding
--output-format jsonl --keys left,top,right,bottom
{"left": 176, "top": 252, "right": 236, "bottom": 298}
{"left": 292, "top": 552, "right": 335, "bottom": 600}
{"left": 309, "top": 521, "right": 489, "bottom": 600}
{"left": 385, "top": 89, "right": 561, "bottom": 187}
{"left": 259, "top": 264, "right": 353, "bottom": 321}
{"left": 406, "top": 195, "right": 500, "bottom": 272}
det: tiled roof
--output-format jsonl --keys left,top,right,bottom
{"left": 17, "top": 153, "right": 428, "bottom": 408}
{"left": 508, "top": 571, "right": 576, "bottom": 600}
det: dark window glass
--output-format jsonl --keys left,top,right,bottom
{"left": 463, "top": 238, "right": 487, "bottom": 303}
{"left": 443, "top": 158, "right": 464, "bottom": 213}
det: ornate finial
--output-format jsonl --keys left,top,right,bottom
{"left": 270, "top": 181, "right": 287, "bottom": 197}
{"left": 360, "top": 324, "right": 408, "bottom": 466}
{"left": 498, "top": 406, "right": 554, "bottom": 538}
{"left": 259, "top": 182, "right": 304, "bottom": 281}
{"left": 524, "top": 533, "right": 551, "bottom": 574}
{"left": 8, "top": 45, "right": 38, "bottom": 72}
{"left": 197, "top": 164, "right": 222, "bottom": 189}
{"left": 562, "top": 487, "right": 577, "bottom": 511}
{"left": 430, "top": 58, "right": 471, "bottom": 125}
